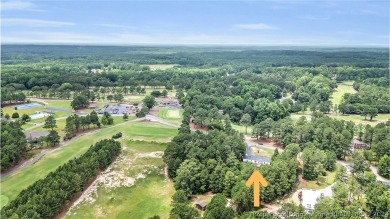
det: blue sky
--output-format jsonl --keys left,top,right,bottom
{"left": 1, "top": 0, "right": 389, "bottom": 46}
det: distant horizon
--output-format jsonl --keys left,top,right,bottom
{"left": 2, "top": 43, "right": 388, "bottom": 49}
{"left": 1, "top": 1, "right": 389, "bottom": 46}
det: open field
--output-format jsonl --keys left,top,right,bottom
{"left": 66, "top": 140, "right": 174, "bottom": 219}
{"left": 145, "top": 64, "right": 176, "bottom": 71}
{"left": 0, "top": 121, "right": 177, "bottom": 208}
{"left": 291, "top": 113, "right": 390, "bottom": 125}
{"left": 330, "top": 81, "right": 357, "bottom": 105}
{"left": 157, "top": 108, "right": 183, "bottom": 125}
{"left": 232, "top": 123, "right": 253, "bottom": 135}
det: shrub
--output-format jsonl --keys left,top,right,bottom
{"left": 112, "top": 132, "right": 122, "bottom": 139}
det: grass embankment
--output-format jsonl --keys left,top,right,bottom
{"left": 0, "top": 121, "right": 177, "bottom": 208}
{"left": 66, "top": 140, "right": 174, "bottom": 219}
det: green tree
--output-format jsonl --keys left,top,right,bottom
{"left": 143, "top": 95, "right": 156, "bottom": 109}
{"left": 162, "top": 90, "right": 168, "bottom": 97}
{"left": 43, "top": 115, "right": 57, "bottom": 130}
{"left": 351, "top": 152, "right": 369, "bottom": 175}
{"left": 4, "top": 113, "right": 10, "bottom": 120}
{"left": 240, "top": 113, "right": 251, "bottom": 134}
{"left": 378, "top": 155, "right": 390, "bottom": 178}
{"left": 11, "top": 112, "right": 19, "bottom": 119}
{"left": 204, "top": 194, "right": 234, "bottom": 219}
{"left": 46, "top": 130, "right": 60, "bottom": 147}
{"left": 123, "top": 113, "right": 129, "bottom": 121}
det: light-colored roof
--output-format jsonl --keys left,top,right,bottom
{"left": 301, "top": 186, "right": 333, "bottom": 210}
{"left": 351, "top": 139, "right": 364, "bottom": 144}
{"left": 196, "top": 201, "right": 207, "bottom": 208}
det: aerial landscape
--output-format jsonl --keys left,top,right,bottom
{"left": 1, "top": 1, "right": 390, "bottom": 219}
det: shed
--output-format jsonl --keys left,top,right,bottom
{"left": 195, "top": 201, "right": 207, "bottom": 211}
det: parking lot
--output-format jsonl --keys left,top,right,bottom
{"left": 98, "top": 104, "right": 143, "bottom": 116}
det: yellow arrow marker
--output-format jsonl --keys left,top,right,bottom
{"left": 245, "top": 170, "right": 268, "bottom": 207}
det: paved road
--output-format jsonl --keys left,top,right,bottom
{"left": 145, "top": 115, "right": 180, "bottom": 128}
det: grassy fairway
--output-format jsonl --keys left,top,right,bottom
{"left": 330, "top": 81, "right": 357, "bottom": 105}
{"left": 0, "top": 121, "right": 177, "bottom": 208}
{"left": 66, "top": 141, "right": 174, "bottom": 219}
{"left": 157, "top": 108, "right": 183, "bottom": 125}
{"left": 67, "top": 174, "right": 174, "bottom": 219}
{"left": 251, "top": 146, "right": 274, "bottom": 158}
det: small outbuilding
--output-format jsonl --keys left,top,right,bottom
{"left": 351, "top": 139, "right": 370, "bottom": 150}
{"left": 195, "top": 201, "right": 207, "bottom": 211}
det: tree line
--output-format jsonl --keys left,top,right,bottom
{"left": 1, "top": 139, "right": 121, "bottom": 218}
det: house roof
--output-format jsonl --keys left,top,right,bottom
{"left": 244, "top": 155, "right": 271, "bottom": 163}
{"left": 196, "top": 201, "right": 207, "bottom": 208}
{"left": 26, "top": 131, "right": 50, "bottom": 140}
{"left": 301, "top": 186, "right": 333, "bottom": 210}
{"left": 351, "top": 139, "right": 364, "bottom": 144}
{"left": 381, "top": 181, "right": 390, "bottom": 186}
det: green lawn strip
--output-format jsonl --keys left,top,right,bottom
{"left": 0, "top": 121, "right": 177, "bottom": 208}
{"left": 291, "top": 112, "right": 390, "bottom": 125}
{"left": 330, "top": 82, "right": 357, "bottom": 105}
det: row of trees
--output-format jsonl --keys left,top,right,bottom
{"left": 64, "top": 111, "right": 102, "bottom": 139}
{"left": 1, "top": 120, "right": 27, "bottom": 170}
{"left": 1, "top": 139, "right": 121, "bottom": 218}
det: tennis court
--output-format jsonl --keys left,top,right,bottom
{"left": 15, "top": 103, "right": 42, "bottom": 110}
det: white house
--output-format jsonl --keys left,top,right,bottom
{"left": 301, "top": 186, "right": 333, "bottom": 211}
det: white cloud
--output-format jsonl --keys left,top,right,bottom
{"left": 299, "top": 15, "right": 329, "bottom": 21}
{"left": 233, "top": 23, "right": 276, "bottom": 30}
{"left": 98, "top": 24, "right": 136, "bottom": 29}
{"left": 2, "top": 18, "right": 75, "bottom": 27}
{"left": 1, "top": 1, "right": 41, "bottom": 11}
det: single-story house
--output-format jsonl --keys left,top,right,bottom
{"left": 26, "top": 131, "right": 50, "bottom": 142}
{"left": 89, "top": 103, "right": 98, "bottom": 109}
{"left": 243, "top": 155, "right": 271, "bottom": 165}
{"left": 195, "top": 201, "right": 207, "bottom": 211}
{"left": 301, "top": 187, "right": 332, "bottom": 211}
{"left": 351, "top": 139, "right": 370, "bottom": 150}
{"left": 381, "top": 181, "right": 390, "bottom": 187}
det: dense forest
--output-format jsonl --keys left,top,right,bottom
{"left": 1, "top": 45, "right": 389, "bottom": 218}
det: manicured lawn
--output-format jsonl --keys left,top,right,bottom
{"left": 66, "top": 174, "right": 174, "bottom": 219}
{"left": 250, "top": 147, "right": 274, "bottom": 158}
{"left": 157, "top": 108, "right": 183, "bottom": 125}
{"left": 330, "top": 82, "right": 357, "bottom": 105}
{"left": 299, "top": 163, "right": 340, "bottom": 190}
{"left": 232, "top": 123, "right": 252, "bottom": 135}
{"left": 0, "top": 121, "right": 177, "bottom": 208}
{"left": 45, "top": 99, "right": 73, "bottom": 110}
{"left": 2, "top": 105, "right": 45, "bottom": 118}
